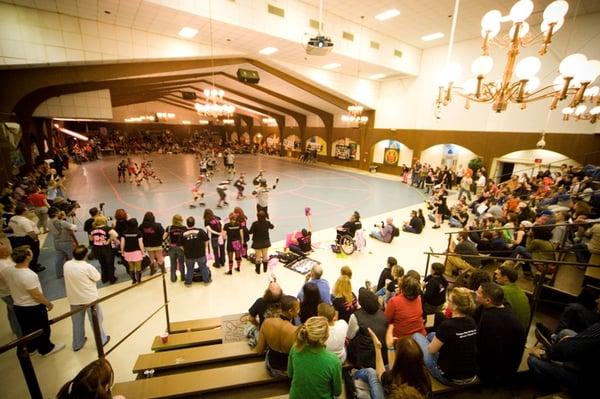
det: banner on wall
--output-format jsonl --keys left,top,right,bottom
{"left": 384, "top": 147, "right": 399, "bottom": 166}
{"left": 334, "top": 143, "right": 357, "bottom": 160}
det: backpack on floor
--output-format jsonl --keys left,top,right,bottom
{"left": 392, "top": 225, "right": 400, "bottom": 237}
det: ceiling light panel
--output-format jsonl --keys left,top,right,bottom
{"left": 259, "top": 46, "right": 278, "bottom": 55}
{"left": 375, "top": 9, "right": 400, "bottom": 21}
{"left": 178, "top": 27, "right": 198, "bottom": 38}
{"left": 421, "top": 32, "right": 444, "bottom": 41}
{"left": 369, "top": 73, "right": 386, "bottom": 79}
{"left": 323, "top": 63, "right": 341, "bottom": 70}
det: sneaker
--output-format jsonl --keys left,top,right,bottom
{"left": 42, "top": 343, "right": 65, "bottom": 357}
{"left": 235, "top": 267, "right": 240, "bottom": 272}
{"left": 536, "top": 323, "right": 552, "bottom": 342}
{"left": 225, "top": 270, "right": 232, "bottom": 275}
{"left": 189, "top": 204, "right": 197, "bottom": 208}
{"left": 73, "top": 337, "right": 87, "bottom": 351}
{"left": 535, "top": 328, "right": 552, "bottom": 350}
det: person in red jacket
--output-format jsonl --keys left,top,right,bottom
{"left": 385, "top": 275, "right": 426, "bottom": 338}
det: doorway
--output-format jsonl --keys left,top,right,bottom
{"left": 499, "top": 162, "right": 515, "bottom": 183}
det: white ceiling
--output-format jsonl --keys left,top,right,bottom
{"left": 300, "top": 0, "right": 600, "bottom": 49}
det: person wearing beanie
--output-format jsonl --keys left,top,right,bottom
{"left": 346, "top": 287, "right": 388, "bottom": 369}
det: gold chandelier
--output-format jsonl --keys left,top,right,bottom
{"left": 436, "top": 0, "right": 600, "bottom": 123}
{"left": 342, "top": 16, "right": 368, "bottom": 125}
{"left": 194, "top": 0, "right": 236, "bottom": 119}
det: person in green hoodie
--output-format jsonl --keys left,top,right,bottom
{"left": 288, "top": 316, "right": 342, "bottom": 399}
{"left": 494, "top": 261, "right": 531, "bottom": 328}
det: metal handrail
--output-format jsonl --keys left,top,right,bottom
{"left": 442, "top": 220, "right": 599, "bottom": 235}
{"left": 49, "top": 272, "right": 163, "bottom": 325}
{"left": 0, "top": 330, "right": 42, "bottom": 356}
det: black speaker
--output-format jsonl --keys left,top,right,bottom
{"left": 181, "top": 91, "right": 197, "bottom": 100}
{"left": 237, "top": 68, "right": 260, "bottom": 84}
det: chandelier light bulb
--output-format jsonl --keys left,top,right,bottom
{"left": 462, "top": 79, "right": 478, "bottom": 95}
{"left": 525, "top": 76, "right": 540, "bottom": 92}
{"left": 543, "top": 0, "right": 569, "bottom": 24}
{"left": 439, "top": 63, "right": 462, "bottom": 86}
{"left": 509, "top": 21, "right": 529, "bottom": 39}
{"left": 510, "top": 0, "right": 534, "bottom": 23}
{"left": 471, "top": 55, "right": 494, "bottom": 76}
{"left": 481, "top": 9, "right": 502, "bottom": 32}
{"left": 562, "top": 107, "right": 574, "bottom": 115}
{"left": 559, "top": 53, "right": 587, "bottom": 78}
{"left": 590, "top": 106, "right": 600, "bottom": 115}
{"left": 576, "top": 59, "right": 600, "bottom": 84}
{"left": 541, "top": 17, "right": 564, "bottom": 33}
{"left": 584, "top": 86, "right": 599, "bottom": 98}
{"left": 574, "top": 104, "right": 587, "bottom": 116}
{"left": 552, "top": 75, "right": 565, "bottom": 91}
{"left": 515, "top": 56, "right": 541, "bottom": 80}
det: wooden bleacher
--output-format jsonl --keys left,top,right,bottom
{"left": 151, "top": 327, "right": 222, "bottom": 351}
{"left": 134, "top": 341, "right": 260, "bottom": 374}
{"left": 112, "top": 361, "right": 284, "bottom": 399}
{"left": 430, "top": 347, "right": 532, "bottom": 394}
{"left": 169, "top": 316, "right": 222, "bottom": 333}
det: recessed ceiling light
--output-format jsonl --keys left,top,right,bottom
{"left": 322, "top": 63, "right": 341, "bottom": 70}
{"left": 369, "top": 73, "right": 386, "bottom": 80}
{"left": 375, "top": 9, "right": 400, "bottom": 21}
{"left": 178, "top": 27, "right": 198, "bottom": 38}
{"left": 259, "top": 47, "right": 278, "bottom": 55}
{"left": 421, "top": 32, "right": 444, "bottom": 41}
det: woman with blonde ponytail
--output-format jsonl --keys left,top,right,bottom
{"left": 288, "top": 316, "right": 342, "bottom": 398}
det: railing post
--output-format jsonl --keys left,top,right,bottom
{"left": 90, "top": 305, "right": 105, "bottom": 359}
{"left": 16, "top": 343, "right": 43, "bottom": 399}
{"left": 443, "top": 232, "right": 453, "bottom": 272}
{"left": 162, "top": 272, "right": 171, "bottom": 334}
{"left": 424, "top": 253, "right": 431, "bottom": 278}
{"left": 528, "top": 271, "right": 546, "bottom": 334}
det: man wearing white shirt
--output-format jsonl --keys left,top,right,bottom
{"left": 5, "top": 246, "right": 64, "bottom": 356}
{"left": 8, "top": 204, "right": 44, "bottom": 272}
{"left": 0, "top": 240, "right": 21, "bottom": 337}
{"left": 63, "top": 245, "right": 110, "bottom": 351}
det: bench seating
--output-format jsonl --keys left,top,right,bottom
{"left": 169, "top": 317, "right": 222, "bottom": 333}
{"left": 112, "top": 361, "right": 282, "bottom": 399}
{"left": 134, "top": 341, "right": 259, "bottom": 373}
{"left": 151, "top": 328, "right": 222, "bottom": 351}
{"left": 430, "top": 347, "right": 531, "bottom": 394}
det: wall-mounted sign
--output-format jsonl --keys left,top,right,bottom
{"left": 384, "top": 148, "right": 399, "bottom": 165}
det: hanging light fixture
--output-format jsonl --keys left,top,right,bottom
{"left": 341, "top": 16, "right": 368, "bottom": 125}
{"left": 194, "top": 0, "right": 236, "bottom": 118}
{"left": 435, "top": 0, "right": 600, "bottom": 123}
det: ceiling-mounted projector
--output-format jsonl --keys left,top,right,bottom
{"left": 306, "top": 35, "right": 334, "bottom": 56}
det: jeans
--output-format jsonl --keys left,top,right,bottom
{"left": 354, "top": 368, "right": 384, "bottom": 399}
{"left": 448, "top": 217, "right": 464, "bottom": 228}
{"left": 2, "top": 295, "right": 22, "bottom": 337}
{"left": 168, "top": 246, "right": 185, "bottom": 282}
{"left": 370, "top": 230, "right": 387, "bottom": 242}
{"left": 210, "top": 236, "right": 225, "bottom": 267}
{"left": 458, "top": 187, "right": 471, "bottom": 201}
{"left": 70, "top": 304, "right": 108, "bottom": 350}
{"left": 527, "top": 355, "right": 578, "bottom": 395}
{"left": 402, "top": 225, "right": 418, "bottom": 234}
{"left": 412, "top": 332, "right": 455, "bottom": 386}
{"left": 54, "top": 240, "right": 74, "bottom": 278}
{"left": 184, "top": 256, "right": 209, "bottom": 284}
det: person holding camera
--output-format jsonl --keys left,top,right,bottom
{"left": 252, "top": 177, "right": 279, "bottom": 219}
{"left": 47, "top": 208, "right": 78, "bottom": 279}
{"left": 370, "top": 217, "right": 396, "bottom": 243}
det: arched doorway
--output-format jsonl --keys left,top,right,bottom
{"left": 371, "top": 139, "right": 413, "bottom": 167}
{"left": 491, "top": 149, "right": 580, "bottom": 183}
{"left": 331, "top": 137, "right": 359, "bottom": 160}
{"left": 306, "top": 136, "right": 327, "bottom": 156}
{"left": 420, "top": 144, "right": 477, "bottom": 171}
{"left": 284, "top": 134, "right": 301, "bottom": 151}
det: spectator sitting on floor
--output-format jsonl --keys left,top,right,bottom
{"left": 445, "top": 231, "right": 481, "bottom": 276}
{"left": 298, "top": 263, "right": 331, "bottom": 305}
{"left": 370, "top": 217, "right": 397, "bottom": 243}
{"left": 422, "top": 262, "right": 448, "bottom": 315}
{"left": 318, "top": 303, "right": 348, "bottom": 363}
{"left": 528, "top": 321, "right": 600, "bottom": 398}
{"left": 248, "top": 281, "right": 283, "bottom": 328}
{"left": 475, "top": 282, "right": 526, "bottom": 386}
{"left": 402, "top": 210, "right": 423, "bottom": 234}
{"left": 254, "top": 295, "right": 300, "bottom": 377}
{"left": 493, "top": 261, "right": 531, "bottom": 329}
{"left": 536, "top": 287, "right": 600, "bottom": 346}
{"left": 288, "top": 228, "right": 312, "bottom": 256}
